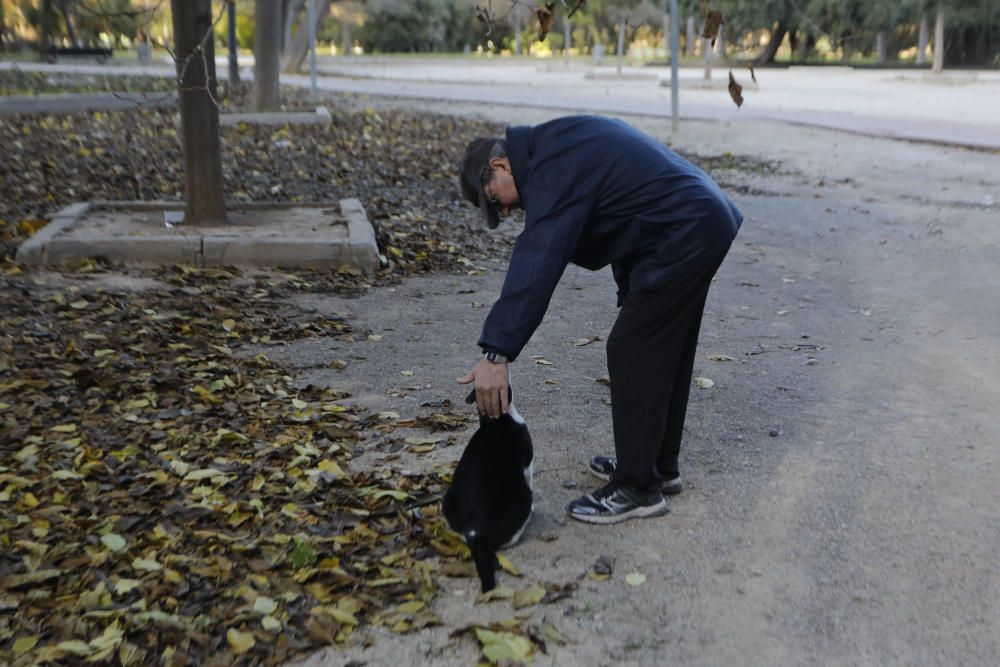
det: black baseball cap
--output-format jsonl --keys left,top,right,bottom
{"left": 458, "top": 138, "right": 502, "bottom": 229}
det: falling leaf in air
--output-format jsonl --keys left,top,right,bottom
{"left": 536, "top": 3, "right": 556, "bottom": 42}
{"left": 702, "top": 10, "right": 724, "bottom": 46}
{"left": 728, "top": 71, "right": 744, "bottom": 109}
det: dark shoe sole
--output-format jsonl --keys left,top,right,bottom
{"left": 589, "top": 461, "right": 683, "bottom": 496}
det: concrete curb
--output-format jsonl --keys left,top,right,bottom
{"left": 14, "top": 203, "right": 90, "bottom": 266}
{"left": 0, "top": 92, "right": 177, "bottom": 115}
{"left": 342, "top": 197, "right": 381, "bottom": 273}
{"left": 14, "top": 199, "right": 380, "bottom": 274}
{"left": 219, "top": 107, "right": 332, "bottom": 126}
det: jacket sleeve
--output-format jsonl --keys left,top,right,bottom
{"left": 478, "top": 197, "right": 592, "bottom": 361}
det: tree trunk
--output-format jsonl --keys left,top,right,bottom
{"left": 917, "top": 15, "right": 929, "bottom": 65}
{"left": 932, "top": 2, "right": 944, "bottom": 73}
{"left": 227, "top": 0, "right": 240, "bottom": 84}
{"left": 514, "top": 4, "right": 521, "bottom": 55}
{"left": 685, "top": 15, "right": 695, "bottom": 57}
{"left": 0, "top": 0, "right": 7, "bottom": 52}
{"left": 254, "top": 0, "right": 281, "bottom": 110}
{"left": 841, "top": 33, "right": 854, "bottom": 62}
{"left": 341, "top": 20, "right": 351, "bottom": 55}
{"left": 280, "top": 0, "right": 288, "bottom": 52}
{"left": 876, "top": 31, "right": 887, "bottom": 64}
{"left": 170, "top": 0, "right": 226, "bottom": 225}
{"left": 283, "top": 0, "right": 303, "bottom": 55}
{"left": 39, "top": 0, "right": 53, "bottom": 60}
{"left": 563, "top": 16, "right": 571, "bottom": 67}
{"left": 755, "top": 22, "right": 786, "bottom": 65}
{"left": 281, "top": 0, "right": 331, "bottom": 72}
{"left": 795, "top": 32, "right": 814, "bottom": 61}
{"left": 702, "top": 35, "right": 711, "bottom": 79}
{"left": 57, "top": 2, "right": 80, "bottom": 47}
{"left": 715, "top": 23, "right": 725, "bottom": 57}
{"left": 616, "top": 17, "right": 626, "bottom": 74}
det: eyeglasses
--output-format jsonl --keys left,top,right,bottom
{"left": 480, "top": 163, "right": 499, "bottom": 208}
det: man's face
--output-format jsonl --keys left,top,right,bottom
{"left": 483, "top": 157, "right": 520, "bottom": 219}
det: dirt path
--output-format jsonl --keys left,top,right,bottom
{"left": 279, "top": 105, "right": 1000, "bottom": 665}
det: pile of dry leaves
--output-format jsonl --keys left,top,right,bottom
{"left": 0, "top": 70, "right": 779, "bottom": 664}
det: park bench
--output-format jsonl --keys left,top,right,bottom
{"left": 44, "top": 46, "right": 113, "bottom": 64}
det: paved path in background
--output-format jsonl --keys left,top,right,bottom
{"left": 3, "top": 59, "right": 1000, "bottom": 150}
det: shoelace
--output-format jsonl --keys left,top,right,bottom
{"left": 590, "top": 481, "right": 623, "bottom": 503}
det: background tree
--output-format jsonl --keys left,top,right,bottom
{"left": 281, "top": 0, "right": 332, "bottom": 72}
{"left": 171, "top": 0, "right": 226, "bottom": 224}
{"left": 0, "top": 0, "right": 7, "bottom": 51}
{"left": 254, "top": 0, "right": 281, "bottom": 110}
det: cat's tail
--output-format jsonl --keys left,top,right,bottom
{"left": 466, "top": 530, "right": 498, "bottom": 593}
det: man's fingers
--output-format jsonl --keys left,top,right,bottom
{"left": 456, "top": 372, "right": 474, "bottom": 384}
{"left": 476, "top": 386, "right": 490, "bottom": 415}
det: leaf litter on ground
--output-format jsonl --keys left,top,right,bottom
{"left": 0, "top": 70, "right": 784, "bottom": 665}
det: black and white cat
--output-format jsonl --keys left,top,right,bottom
{"left": 442, "top": 386, "right": 534, "bottom": 592}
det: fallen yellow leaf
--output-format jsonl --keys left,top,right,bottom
{"left": 226, "top": 628, "right": 255, "bottom": 654}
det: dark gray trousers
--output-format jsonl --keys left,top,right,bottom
{"left": 606, "top": 248, "right": 730, "bottom": 491}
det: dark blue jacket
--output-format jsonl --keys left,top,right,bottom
{"left": 479, "top": 115, "right": 742, "bottom": 361}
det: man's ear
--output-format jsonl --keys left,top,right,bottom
{"left": 489, "top": 156, "right": 510, "bottom": 173}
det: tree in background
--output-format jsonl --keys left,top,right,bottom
{"left": 254, "top": 0, "right": 281, "bottom": 110}
{"left": 170, "top": 0, "right": 226, "bottom": 224}
{"left": 0, "top": 0, "right": 7, "bottom": 50}
{"left": 357, "top": 0, "right": 483, "bottom": 53}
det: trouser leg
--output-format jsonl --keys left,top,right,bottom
{"left": 606, "top": 251, "right": 728, "bottom": 490}
{"left": 656, "top": 292, "right": 708, "bottom": 479}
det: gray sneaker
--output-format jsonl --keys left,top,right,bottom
{"left": 566, "top": 481, "right": 668, "bottom": 524}
{"left": 588, "top": 455, "right": 683, "bottom": 495}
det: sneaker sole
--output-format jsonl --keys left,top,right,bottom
{"left": 568, "top": 498, "right": 670, "bottom": 525}
{"left": 588, "top": 467, "right": 684, "bottom": 496}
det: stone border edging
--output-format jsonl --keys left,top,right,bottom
{"left": 14, "top": 203, "right": 91, "bottom": 266}
{"left": 14, "top": 199, "right": 379, "bottom": 274}
{"left": 0, "top": 92, "right": 176, "bottom": 115}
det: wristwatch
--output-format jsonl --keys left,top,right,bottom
{"left": 484, "top": 351, "right": 508, "bottom": 364}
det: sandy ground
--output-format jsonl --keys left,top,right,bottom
{"left": 270, "top": 100, "right": 1000, "bottom": 666}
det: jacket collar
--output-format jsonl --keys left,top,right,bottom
{"left": 505, "top": 125, "right": 532, "bottom": 211}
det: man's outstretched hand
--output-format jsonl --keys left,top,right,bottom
{"left": 457, "top": 358, "right": 509, "bottom": 419}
